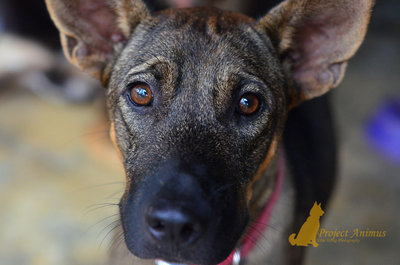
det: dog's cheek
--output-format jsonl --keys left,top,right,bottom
{"left": 109, "top": 121, "right": 135, "bottom": 206}
{"left": 110, "top": 121, "right": 124, "bottom": 161}
{"left": 245, "top": 134, "right": 279, "bottom": 203}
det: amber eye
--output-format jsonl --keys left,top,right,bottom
{"left": 129, "top": 82, "right": 153, "bottom": 106}
{"left": 238, "top": 93, "right": 260, "bottom": 115}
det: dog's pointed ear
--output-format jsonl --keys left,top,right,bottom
{"left": 257, "top": 0, "right": 374, "bottom": 107}
{"left": 45, "top": 0, "right": 150, "bottom": 81}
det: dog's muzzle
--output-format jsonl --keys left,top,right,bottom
{"left": 155, "top": 155, "right": 284, "bottom": 265}
{"left": 155, "top": 248, "right": 241, "bottom": 265}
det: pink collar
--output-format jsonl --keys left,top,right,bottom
{"left": 217, "top": 155, "right": 284, "bottom": 265}
{"left": 156, "top": 156, "right": 284, "bottom": 265}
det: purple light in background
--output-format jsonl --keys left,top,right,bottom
{"left": 366, "top": 98, "right": 400, "bottom": 165}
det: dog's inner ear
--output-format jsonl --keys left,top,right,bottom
{"left": 46, "top": 0, "right": 150, "bottom": 80}
{"left": 257, "top": 0, "right": 373, "bottom": 107}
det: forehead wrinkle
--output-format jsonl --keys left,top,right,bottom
{"left": 125, "top": 56, "right": 178, "bottom": 81}
{"left": 118, "top": 55, "right": 179, "bottom": 102}
{"left": 212, "top": 52, "right": 264, "bottom": 99}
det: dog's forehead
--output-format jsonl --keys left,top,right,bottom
{"left": 111, "top": 8, "right": 281, "bottom": 99}
{"left": 155, "top": 7, "right": 254, "bottom": 31}
{"left": 115, "top": 8, "right": 273, "bottom": 74}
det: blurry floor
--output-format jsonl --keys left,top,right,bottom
{"left": 0, "top": 89, "right": 125, "bottom": 265}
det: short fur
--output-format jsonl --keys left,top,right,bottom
{"left": 45, "top": 0, "right": 373, "bottom": 264}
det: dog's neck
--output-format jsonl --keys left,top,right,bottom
{"left": 249, "top": 151, "right": 281, "bottom": 219}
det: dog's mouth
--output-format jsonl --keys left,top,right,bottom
{"left": 117, "top": 163, "right": 250, "bottom": 265}
{"left": 118, "top": 155, "right": 284, "bottom": 265}
{"left": 120, "top": 192, "right": 248, "bottom": 265}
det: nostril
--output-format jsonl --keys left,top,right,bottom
{"left": 145, "top": 206, "right": 203, "bottom": 246}
{"left": 147, "top": 216, "right": 167, "bottom": 239}
{"left": 151, "top": 220, "right": 165, "bottom": 231}
{"left": 180, "top": 223, "right": 196, "bottom": 242}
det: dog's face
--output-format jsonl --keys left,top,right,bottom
{"left": 46, "top": 0, "right": 372, "bottom": 264}
{"left": 107, "top": 9, "right": 286, "bottom": 263}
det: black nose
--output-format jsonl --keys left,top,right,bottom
{"left": 145, "top": 205, "right": 203, "bottom": 247}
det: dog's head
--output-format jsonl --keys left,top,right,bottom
{"left": 46, "top": 0, "right": 372, "bottom": 264}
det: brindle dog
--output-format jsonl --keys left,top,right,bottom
{"left": 45, "top": 0, "right": 373, "bottom": 264}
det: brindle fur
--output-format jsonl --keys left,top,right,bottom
{"left": 45, "top": 0, "right": 373, "bottom": 264}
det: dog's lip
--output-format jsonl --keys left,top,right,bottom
{"left": 119, "top": 169, "right": 249, "bottom": 265}
{"left": 155, "top": 255, "right": 217, "bottom": 265}
{"left": 152, "top": 250, "right": 198, "bottom": 264}
{"left": 121, "top": 203, "right": 246, "bottom": 265}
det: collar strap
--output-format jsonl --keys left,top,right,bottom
{"left": 156, "top": 155, "right": 284, "bottom": 265}
{"left": 217, "top": 155, "right": 284, "bottom": 265}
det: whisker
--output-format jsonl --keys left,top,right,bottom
{"left": 110, "top": 231, "right": 125, "bottom": 250}
{"left": 103, "top": 189, "right": 125, "bottom": 201}
{"left": 209, "top": 181, "right": 237, "bottom": 200}
{"left": 77, "top": 181, "right": 125, "bottom": 192}
{"left": 246, "top": 232, "right": 269, "bottom": 253}
{"left": 86, "top": 213, "right": 119, "bottom": 232}
{"left": 84, "top": 202, "right": 119, "bottom": 215}
{"left": 99, "top": 220, "right": 122, "bottom": 249}
{"left": 250, "top": 220, "right": 280, "bottom": 232}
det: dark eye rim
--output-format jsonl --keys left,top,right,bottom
{"left": 126, "top": 81, "right": 154, "bottom": 107}
{"left": 236, "top": 92, "right": 263, "bottom": 116}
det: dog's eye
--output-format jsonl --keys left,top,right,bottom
{"left": 129, "top": 82, "right": 153, "bottom": 106}
{"left": 238, "top": 93, "right": 260, "bottom": 115}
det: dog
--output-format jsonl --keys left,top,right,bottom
{"left": 289, "top": 201, "right": 324, "bottom": 247}
{"left": 45, "top": 0, "right": 373, "bottom": 264}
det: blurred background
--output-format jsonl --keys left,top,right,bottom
{"left": 0, "top": 0, "right": 399, "bottom": 265}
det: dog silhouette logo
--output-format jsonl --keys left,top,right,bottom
{"left": 289, "top": 202, "right": 324, "bottom": 247}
